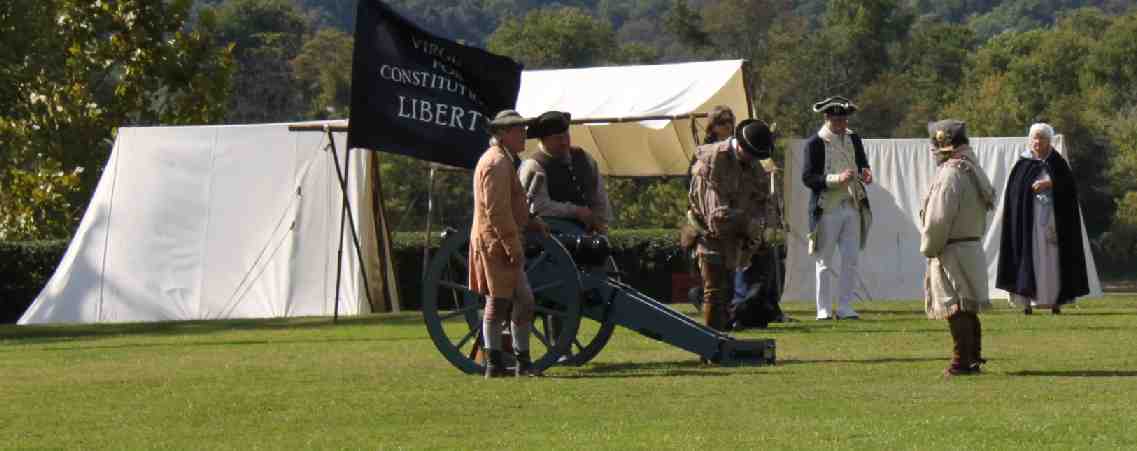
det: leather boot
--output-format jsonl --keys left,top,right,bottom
{"left": 703, "top": 302, "right": 727, "bottom": 332}
{"left": 970, "top": 313, "right": 986, "bottom": 372}
{"left": 699, "top": 257, "right": 729, "bottom": 332}
{"left": 945, "top": 314, "right": 973, "bottom": 376}
{"left": 484, "top": 349, "right": 507, "bottom": 379}
{"left": 514, "top": 351, "right": 541, "bottom": 377}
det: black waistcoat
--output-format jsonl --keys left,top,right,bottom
{"left": 532, "top": 147, "right": 597, "bottom": 207}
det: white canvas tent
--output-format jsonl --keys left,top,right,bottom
{"left": 781, "top": 135, "right": 1104, "bottom": 302}
{"left": 20, "top": 123, "right": 399, "bottom": 324}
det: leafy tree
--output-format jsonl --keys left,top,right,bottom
{"left": 487, "top": 7, "right": 617, "bottom": 69}
{"left": 291, "top": 28, "right": 353, "bottom": 118}
{"left": 1099, "top": 191, "right": 1137, "bottom": 274}
{"left": 663, "top": 0, "right": 710, "bottom": 49}
{"left": 208, "top": 0, "right": 311, "bottom": 123}
{"left": 1084, "top": 10, "right": 1137, "bottom": 111}
{"left": 755, "top": 15, "right": 834, "bottom": 137}
{"left": 1, "top": 0, "right": 232, "bottom": 240}
{"left": 822, "top": 0, "right": 913, "bottom": 95}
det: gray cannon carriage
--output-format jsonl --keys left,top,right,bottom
{"left": 421, "top": 218, "right": 776, "bottom": 374}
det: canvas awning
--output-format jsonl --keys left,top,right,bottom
{"left": 515, "top": 59, "right": 752, "bottom": 176}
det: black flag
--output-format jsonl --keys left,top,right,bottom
{"left": 347, "top": 0, "right": 524, "bottom": 169}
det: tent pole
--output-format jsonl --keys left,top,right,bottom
{"left": 326, "top": 127, "right": 375, "bottom": 322}
{"left": 422, "top": 165, "right": 436, "bottom": 279}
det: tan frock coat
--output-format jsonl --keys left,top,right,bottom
{"left": 468, "top": 146, "right": 530, "bottom": 299}
{"left": 688, "top": 140, "right": 772, "bottom": 270}
{"left": 921, "top": 148, "right": 996, "bottom": 319}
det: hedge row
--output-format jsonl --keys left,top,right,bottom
{"left": 2, "top": 230, "right": 753, "bottom": 321}
{"left": 391, "top": 229, "right": 690, "bottom": 310}
{"left": 0, "top": 240, "right": 68, "bottom": 323}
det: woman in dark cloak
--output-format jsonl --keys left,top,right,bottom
{"left": 996, "top": 123, "right": 1089, "bottom": 314}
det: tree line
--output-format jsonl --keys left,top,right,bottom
{"left": 2, "top": 0, "right": 1135, "bottom": 272}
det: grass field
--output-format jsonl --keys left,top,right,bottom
{"left": 3, "top": 296, "right": 1137, "bottom": 450}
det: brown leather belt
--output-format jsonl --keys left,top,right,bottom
{"left": 947, "top": 237, "right": 980, "bottom": 245}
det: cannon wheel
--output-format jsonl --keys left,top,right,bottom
{"left": 539, "top": 218, "right": 620, "bottom": 366}
{"left": 422, "top": 227, "right": 582, "bottom": 375}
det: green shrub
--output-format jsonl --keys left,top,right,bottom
{"left": 1097, "top": 192, "right": 1137, "bottom": 277}
{"left": 391, "top": 229, "right": 690, "bottom": 310}
{"left": 0, "top": 240, "right": 68, "bottom": 323}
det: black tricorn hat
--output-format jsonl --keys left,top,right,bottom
{"left": 735, "top": 119, "right": 774, "bottom": 159}
{"left": 812, "top": 96, "right": 858, "bottom": 116}
{"left": 528, "top": 111, "right": 572, "bottom": 139}
{"left": 927, "top": 119, "right": 968, "bottom": 152}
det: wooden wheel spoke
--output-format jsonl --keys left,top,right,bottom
{"left": 450, "top": 256, "right": 468, "bottom": 270}
{"left": 525, "top": 251, "right": 549, "bottom": 272}
{"left": 439, "top": 280, "right": 480, "bottom": 298}
{"left": 532, "top": 327, "right": 551, "bottom": 348}
{"left": 530, "top": 280, "right": 564, "bottom": 294}
{"left": 455, "top": 325, "right": 481, "bottom": 351}
{"left": 438, "top": 305, "right": 479, "bottom": 322}
{"left": 533, "top": 305, "right": 570, "bottom": 319}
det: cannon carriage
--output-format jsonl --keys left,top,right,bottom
{"left": 421, "top": 218, "right": 776, "bottom": 375}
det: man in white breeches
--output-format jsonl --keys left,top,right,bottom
{"left": 801, "top": 96, "right": 874, "bottom": 320}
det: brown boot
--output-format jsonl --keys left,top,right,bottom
{"left": 944, "top": 313, "right": 974, "bottom": 377}
{"left": 698, "top": 257, "right": 729, "bottom": 332}
{"left": 702, "top": 302, "right": 726, "bottom": 332}
{"left": 970, "top": 313, "right": 985, "bottom": 372}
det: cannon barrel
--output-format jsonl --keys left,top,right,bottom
{"left": 551, "top": 233, "right": 611, "bottom": 267}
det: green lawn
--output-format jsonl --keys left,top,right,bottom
{"left": 3, "top": 296, "right": 1137, "bottom": 450}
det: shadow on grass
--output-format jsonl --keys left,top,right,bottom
{"left": 548, "top": 360, "right": 738, "bottom": 379}
{"left": 1047, "top": 311, "right": 1137, "bottom": 317}
{"left": 778, "top": 356, "right": 945, "bottom": 365}
{"left": 16, "top": 335, "right": 424, "bottom": 352}
{"left": 770, "top": 326, "right": 945, "bottom": 335}
{"left": 0, "top": 312, "right": 427, "bottom": 344}
{"left": 1007, "top": 370, "right": 1137, "bottom": 378}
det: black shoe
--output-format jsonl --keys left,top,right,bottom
{"left": 1024, "top": 306, "right": 1033, "bottom": 315}
{"left": 514, "top": 351, "right": 541, "bottom": 377}
{"left": 944, "top": 363, "right": 979, "bottom": 377}
{"left": 485, "top": 349, "right": 507, "bottom": 379}
{"left": 1052, "top": 306, "right": 1062, "bottom": 315}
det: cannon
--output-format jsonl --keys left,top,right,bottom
{"left": 421, "top": 219, "right": 776, "bottom": 374}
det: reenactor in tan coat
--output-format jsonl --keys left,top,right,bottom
{"left": 468, "top": 110, "right": 548, "bottom": 378}
{"left": 920, "top": 120, "right": 997, "bottom": 376}
{"left": 687, "top": 119, "right": 775, "bottom": 332}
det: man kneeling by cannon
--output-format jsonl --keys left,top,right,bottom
{"left": 686, "top": 119, "right": 776, "bottom": 333}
